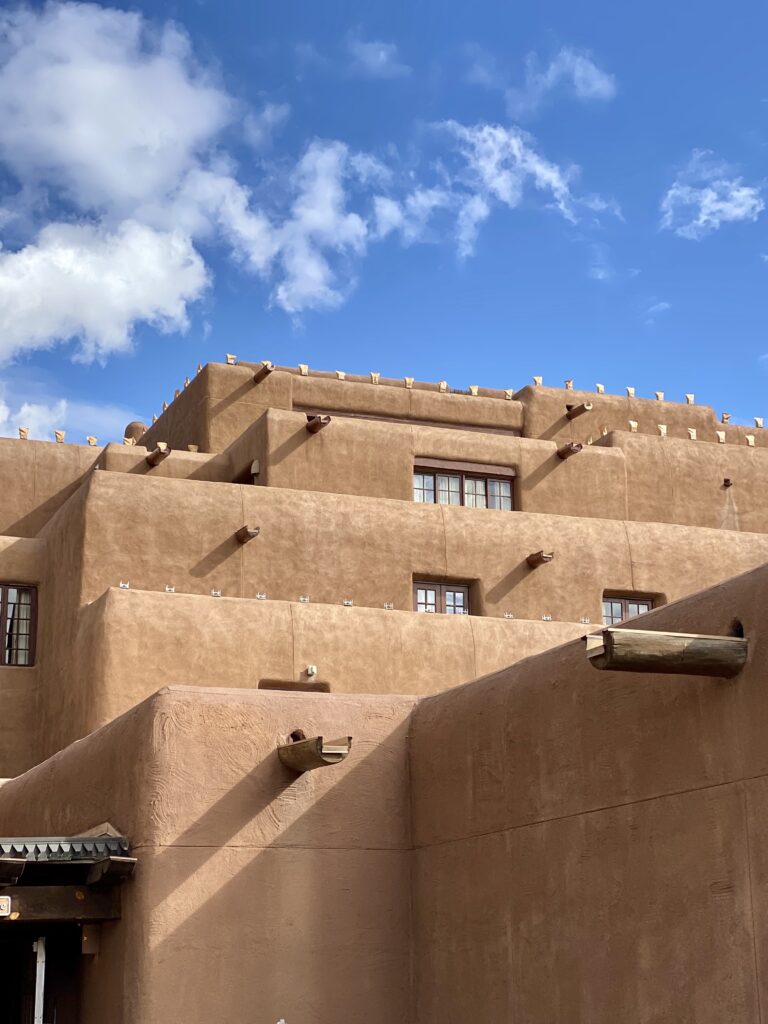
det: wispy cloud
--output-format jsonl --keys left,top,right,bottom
{"left": 243, "top": 102, "right": 290, "bottom": 150}
{"left": 345, "top": 31, "right": 411, "bottom": 79}
{"left": 644, "top": 299, "right": 671, "bottom": 326}
{"left": 0, "top": 385, "right": 141, "bottom": 442}
{"left": 506, "top": 47, "right": 616, "bottom": 119}
{"left": 660, "top": 150, "right": 764, "bottom": 240}
{"left": 587, "top": 243, "right": 614, "bottom": 281}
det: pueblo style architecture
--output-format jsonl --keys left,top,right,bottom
{"left": 1, "top": 360, "right": 768, "bottom": 1021}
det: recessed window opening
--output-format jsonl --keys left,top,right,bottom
{"left": 413, "top": 581, "right": 471, "bottom": 615}
{"left": 1, "top": 584, "right": 37, "bottom": 666}
{"left": 413, "top": 459, "right": 515, "bottom": 511}
{"left": 602, "top": 593, "right": 654, "bottom": 626}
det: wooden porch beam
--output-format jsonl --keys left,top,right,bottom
{"left": 0, "top": 885, "right": 121, "bottom": 923}
{"left": 586, "top": 628, "right": 748, "bottom": 677}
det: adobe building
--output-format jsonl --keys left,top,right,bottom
{"left": 0, "top": 360, "right": 767, "bottom": 1021}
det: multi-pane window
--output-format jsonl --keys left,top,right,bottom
{"left": 413, "top": 463, "right": 513, "bottom": 511}
{"left": 602, "top": 595, "right": 653, "bottom": 626}
{"left": 1, "top": 585, "right": 37, "bottom": 666}
{"left": 414, "top": 582, "right": 470, "bottom": 615}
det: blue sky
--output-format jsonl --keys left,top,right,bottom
{"left": 0, "top": 0, "right": 766, "bottom": 440}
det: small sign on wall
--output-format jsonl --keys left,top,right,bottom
{"left": 0, "top": 896, "right": 11, "bottom": 917}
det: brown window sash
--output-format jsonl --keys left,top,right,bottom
{"left": 413, "top": 581, "right": 471, "bottom": 615}
{"left": 413, "top": 464, "right": 514, "bottom": 511}
{"left": 602, "top": 594, "right": 654, "bottom": 626}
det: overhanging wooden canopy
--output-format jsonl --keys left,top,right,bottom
{"left": 0, "top": 835, "right": 135, "bottom": 924}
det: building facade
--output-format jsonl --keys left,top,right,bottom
{"left": 0, "top": 361, "right": 767, "bottom": 1021}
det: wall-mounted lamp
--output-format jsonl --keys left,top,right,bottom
{"left": 306, "top": 414, "right": 331, "bottom": 434}
{"left": 556, "top": 442, "right": 582, "bottom": 460}
{"left": 146, "top": 443, "right": 171, "bottom": 467}
{"left": 253, "top": 361, "right": 273, "bottom": 385}
{"left": 278, "top": 734, "right": 352, "bottom": 773}
{"left": 236, "top": 525, "right": 260, "bottom": 544}
{"left": 565, "top": 403, "right": 592, "bottom": 420}
{"left": 527, "top": 550, "right": 554, "bottom": 569}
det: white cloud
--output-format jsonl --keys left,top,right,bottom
{"left": 0, "top": 4, "right": 615, "bottom": 358}
{"left": 644, "top": 299, "right": 671, "bottom": 325}
{"left": 660, "top": 150, "right": 764, "bottom": 240}
{"left": 0, "top": 388, "right": 142, "bottom": 442}
{"left": 443, "top": 121, "right": 578, "bottom": 223}
{"left": 0, "top": 3, "right": 232, "bottom": 213}
{"left": 243, "top": 102, "right": 290, "bottom": 150}
{"left": 345, "top": 32, "right": 411, "bottom": 79}
{"left": 0, "top": 220, "right": 208, "bottom": 362}
{"left": 506, "top": 47, "right": 616, "bottom": 119}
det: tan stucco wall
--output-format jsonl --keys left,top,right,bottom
{"left": 52, "top": 587, "right": 585, "bottom": 754}
{"left": 0, "top": 687, "right": 417, "bottom": 1024}
{"left": 64, "top": 472, "right": 768, "bottom": 620}
{"left": 410, "top": 562, "right": 768, "bottom": 1022}
{"left": 0, "top": 437, "right": 97, "bottom": 537}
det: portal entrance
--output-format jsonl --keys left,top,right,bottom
{"left": 0, "top": 925, "right": 82, "bottom": 1023}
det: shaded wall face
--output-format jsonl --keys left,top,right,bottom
{"left": 0, "top": 689, "right": 417, "bottom": 1024}
{"left": 409, "top": 564, "right": 768, "bottom": 1023}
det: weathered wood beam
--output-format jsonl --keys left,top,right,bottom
{"left": 278, "top": 735, "right": 352, "bottom": 773}
{"left": 526, "top": 550, "right": 554, "bottom": 569}
{"left": 253, "top": 361, "right": 273, "bottom": 385}
{"left": 556, "top": 442, "right": 582, "bottom": 460}
{"left": 566, "top": 402, "right": 593, "bottom": 420}
{"left": 146, "top": 443, "right": 171, "bottom": 467}
{"left": 586, "top": 628, "right": 748, "bottom": 677}
{"left": 306, "top": 414, "right": 331, "bottom": 434}
{"left": 235, "top": 525, "right": 260, "bottom": 544}
{"left": 0, "top": 885, "right": 121, "bottom": 923}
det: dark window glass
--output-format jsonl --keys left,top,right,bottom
{"left": 414, "top": 582, "right": 470, "bottom": 615}
{"left": 2, "top": 585, "right": 36, "bottom": 666}
{"left": 602, "top": 595, "right": 653, "bottom": 626}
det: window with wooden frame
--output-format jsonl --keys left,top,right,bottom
{"left": 1, "top": 584, "right": 37, "bottom": 666}
{"left": 413, "top": 582, "right": 470, "bottom": 615}
{"left": 413, "top": 459, "right": 515, "bottom": 511}
{"left": 602, "top": 593, "right": 654, "bottom": 626}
